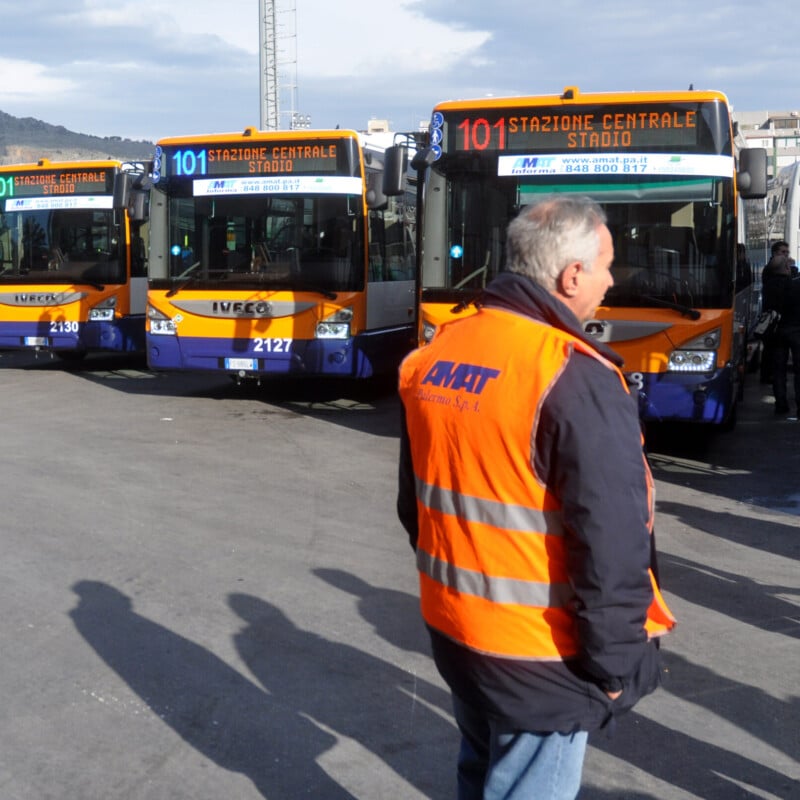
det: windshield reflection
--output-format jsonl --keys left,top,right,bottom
{"left": 164, "top": 193, "right": 364, "bottom": 293}
{"left": 0, "top": 209, "right": 123, "bottom": 284}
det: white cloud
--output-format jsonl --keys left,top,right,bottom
{"left": 0, "top": 57, "right": 76, "bottom": 102}
{"left": 105, "top": 0, "right": 493, "bottom": 74}
{"left": 0, "top": 1, "right": 796, "bottom": 141}
{"left": 73, "top": 1, "right": 143, "bottom": 27}
{"left": 296, "top": 1, "right": 491, "bottom": 77}
{"left": 106, "top": 0, "right": 492, "bottom": 77}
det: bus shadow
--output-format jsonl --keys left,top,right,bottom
{"left": 658, "top": 545, "right": 799, "bottom": 636}
{"left": 0, "top": 348, "right": 403, "bottom": 438}
{"left": 585, "top": 705, "right": 797, "bottom": 800}
{"left": 656, "top": 499, "right": 800, "bottom": 560}
{"left": 645, "top": 387, "right": 800, "bottom": 516}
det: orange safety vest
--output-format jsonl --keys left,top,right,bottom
{"left": 399, "top": 307, "right": 675, "bottom": 661}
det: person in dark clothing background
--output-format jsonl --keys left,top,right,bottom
{"left": 762, "top": 251, "right": 800, "bottom": 417}
{"left": 760, "top": 241, "right": 791, "bottom": 384}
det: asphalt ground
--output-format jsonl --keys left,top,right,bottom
{"left": 0, "top": 349, "right": 797, "bottom": 800}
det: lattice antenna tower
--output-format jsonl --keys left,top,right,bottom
{"left": 259, "top": 0, "right": 304, "bottom": 131}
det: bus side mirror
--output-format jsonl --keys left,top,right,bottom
{"left": 112, "top": 171, "right": 132, "bottom": 210}
{"left": 381, "top": 145, "right": 407, "bottom": 198}
{"left": 366, "top": 171, "right": 388, "bottom": 210}
{"left": 128, "top": 189, "right": 149, "bottom": 222}
{"left": 738, "top": 148, "right": 767, "bottom": 199}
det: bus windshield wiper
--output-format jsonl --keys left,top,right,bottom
{"left": 294, "top": 283, "right": 337, "bottom": 300}
{"left": 450, "top": 290, "right": 483, "bottom": 314}
{"left": 641, "top": 295, "right": 701, "bottom": 320}
{"left": 70, "top": 278, "right": 106, "bottom": 291}
{"left": 166, "top": 262, "right": 201, "bottom": 297}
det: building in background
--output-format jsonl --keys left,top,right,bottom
{"left": 735, "top": 110, "right": 800, "bottom": 178}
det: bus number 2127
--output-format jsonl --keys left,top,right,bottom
{"left": 254, "top": 338, "right": 291, "bottom": 353}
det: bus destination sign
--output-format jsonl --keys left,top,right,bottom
{"left": 157, "top": 141, "right": 344, "bottom": 180}
{"left": 441, "top": 104, "right": 714, "bottom": 154}
{"left": 0, "top": 169, "right": 112, "bottom": 200}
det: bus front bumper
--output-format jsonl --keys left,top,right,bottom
{"left": 146, "top": 328, "right": 412, "bottom": 379}
{"left": 631, "top": 367, "right": 736, "bottom": 425}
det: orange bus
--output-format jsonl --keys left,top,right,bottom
{"left": 145, "top": 127, "right": 417, "bottom": 381}
{"left": 0, "top": 159, "right": 149, "bottom": 357}
{"left": 404, "top": 87, "right": 767, "bottom": 427}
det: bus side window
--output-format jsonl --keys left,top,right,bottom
{"left": 131, "top": 234, "right": 147, "bottom": 277}
{"left": 736, "top": 244, "right": 752, "bottom": 290}
{"left": 368, "top": 197, "right": 414, "bottom": 282}
{"left": 368, "top": 211, "right": 386, "bottom": 281}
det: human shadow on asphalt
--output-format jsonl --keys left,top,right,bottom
{"left": 228, "top": 593, "right": 456, "bottom": 799}
{"left": 70, "top": 580, "right": 456, "bottom": 799}
{"left": 312, "top": 568, "right": 432, "bottom": 658}
{"left": 70, "top": 580, "right": 358, "bottom": 799}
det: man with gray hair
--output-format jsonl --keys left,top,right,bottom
{"left": 398, "top": 196, "right": 674, "bottom": 799}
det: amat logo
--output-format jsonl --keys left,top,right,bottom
{"left": 512, "top": 156, "right": 555, "bottom": 171}
{"left": 421, "top": 360, "right": 500, "bottom": 394}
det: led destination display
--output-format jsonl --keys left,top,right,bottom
{"left": 0, "top": 169, "right": 113, "bottom": 199}
{"left": 438, "top": 103, "right": 724, "bottom": 155}
{"left": 156, "top": 141, "right": 346, "bottom": 180}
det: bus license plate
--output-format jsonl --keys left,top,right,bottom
{"left": 225, "top": 358, "right": 256, "bottom": 371}
{"left": 24, "top": 337, "right": 49, "bottom": 347}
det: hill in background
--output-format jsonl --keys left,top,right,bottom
{"left": 0, "top": 110, "right": 154, "bottom": 165}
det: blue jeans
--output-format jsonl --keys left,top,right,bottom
{"left": 453, "top": 695, "right": 588, "bottom": 800}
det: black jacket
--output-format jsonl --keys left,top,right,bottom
{"left": 763, "top": 272, "right": 800, "bottom": 330}
{"left": 398, "top": 272, "right": 665, "bottom": 733}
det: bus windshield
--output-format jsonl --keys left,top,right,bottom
{"left": 436, "top": 168, "right": 735, "bottom": 309}
{"left": 0, "top": 208, "right": 125, "bottom": 285}
{"left": 159, "top": 190, "right": 364, "bottom": 293}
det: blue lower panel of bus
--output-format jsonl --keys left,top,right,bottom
{"left": 0, "top": 318, "right": 145, "bottom": 353}
{"left": 146, "top": 326, "right": 413, "bottom": 378}
{"left": 633, "top": 367, "right": 735, "bottom": 424}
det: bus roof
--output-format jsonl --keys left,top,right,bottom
{"left": 155, "top": 127, "right": 363, "bottom": 147}
{"left": 432, "top": 86, "right": 731, "bottom": 112}
{"left": 0, "top": 158, "right": 123, "bottom": 173}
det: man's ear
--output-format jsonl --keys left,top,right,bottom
{"left": 557, "top": 262, "right": 582, "bottom": 298}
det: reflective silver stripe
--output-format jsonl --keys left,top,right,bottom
{"left": 417, "top": 550, "right": 575, "bottom": 608}
{"left": 416, "top": 477, "right": 564, "bottom": 536}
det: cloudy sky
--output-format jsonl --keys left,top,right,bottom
{"left": 0, "top": 0, "right": 796, "bottom": 143}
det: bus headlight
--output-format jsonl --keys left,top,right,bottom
{"left": 316, "top": 307, "right": 352, "bottom": 340}
{"left": 147, "top": 305, "right": 177, "bottom": 335}
{"left": 667, "top": 328, "right": 720, "bottom": 373}
{"left": 668, "top": 351, "right": 717, "bottom": 372}
{"left": 88, "top": 296, "right": 117, "bottom": 322}
{"left": 422, "top": 321, "right": 437, "bottom": 343}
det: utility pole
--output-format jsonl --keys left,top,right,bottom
{"left": 258, "top": 0, "right": 279, "bottom": 130}
{"left": 258, "top": 0, "right": 307, "bottom": 131}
